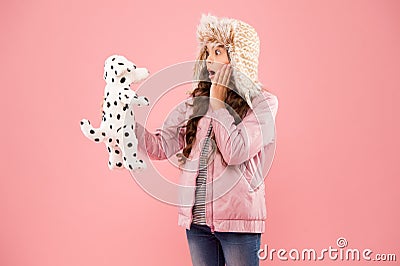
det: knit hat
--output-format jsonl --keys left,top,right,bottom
{"left": 194, "top": 14, "right": 262, "bottom": 108}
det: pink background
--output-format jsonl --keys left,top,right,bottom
{"left": 1, "top": 0, "right": 399, "bottom": 265}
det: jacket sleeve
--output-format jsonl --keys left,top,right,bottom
{"left": 135, "top": 99, "right": 189, "bottom": 160}
{"left": 210, "top": 94, "right": 278, "bottom": 165}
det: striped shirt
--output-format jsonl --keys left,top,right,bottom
{"left": 191, "top": 122, "right": 213, "bottom": 225}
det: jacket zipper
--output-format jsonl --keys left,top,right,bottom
{"left": 209, "top": 119, "right": 215, "bottom": 233}
{"left": 210, "top": 164, "right": 215, "bottom": 233}
{"left": 204, "top": 153, "right": 215, "bottom": 233}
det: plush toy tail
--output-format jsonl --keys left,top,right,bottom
{"left": 80, "top": 119, "right": 106, "bottom": 143}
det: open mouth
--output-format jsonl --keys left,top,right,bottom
{"left": 208, "top": 70, "right": 216, "bottom": 79}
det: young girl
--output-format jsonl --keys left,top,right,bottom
{"left": 135, "top": 14, "right": 278, "bottom": 266}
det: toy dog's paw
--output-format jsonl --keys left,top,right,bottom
{"left": 108, "top": 160, "right": 124, "bottom": 170}
{"left": 124, "top": 159, "right": 146, "bottom": 172}
{"left": 80, "top": 118, "right": 106, "bottom": 142}
{"left": 135, "top": 159, "right": 147, "bottom": 171}
{"left": 80, "top": 119, "right": 90, "bottom": 127}
{"left": 143, "top": 97, "right": 150, "bottom": 106}
{"left": 80, "top": 119, "right": 91, "bottom": 135}
{"left": 137, "top": 96, "right": 149, "bottom": 106}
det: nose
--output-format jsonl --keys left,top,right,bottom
{"left": 206, "top": 55, "right": 213, "bottom": 66}
{"left": 206, "top": 52, "right": 214, "bottom": 63}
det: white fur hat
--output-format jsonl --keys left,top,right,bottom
{"left": 194, "top": 13, "right": 262, "bottom": 108}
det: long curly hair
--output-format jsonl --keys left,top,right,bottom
{"left": 176, "top": 77, "right": 251, "bottom": 167}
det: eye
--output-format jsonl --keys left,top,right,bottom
{"left": 215, "top": 49, "right": 221, "bottom": 55}
{"left": 133, "top": 65, "right": 137, "bottom": 69}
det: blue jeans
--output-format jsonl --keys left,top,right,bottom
{"left": 186, "top": 223, "right": 261, "bottom": 266}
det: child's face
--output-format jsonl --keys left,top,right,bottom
{"left": 205, "top": 43, "right": 230, "bottom": 81}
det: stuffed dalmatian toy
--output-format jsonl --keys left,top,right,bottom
{"left": 80, "top": 54, "right": 149, "bottom": 171}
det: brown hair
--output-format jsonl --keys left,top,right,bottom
{"left": 176, "top": 77, "right": 251, "bottom": 167}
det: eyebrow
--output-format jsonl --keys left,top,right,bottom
{"left": 205, "top": 44, "right": 225, "bottom": 51}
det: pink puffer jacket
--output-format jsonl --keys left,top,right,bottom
{"left": 135, "top": 90, "right": 278, "bottom": 233}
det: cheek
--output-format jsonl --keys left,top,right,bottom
{"left": 222, "top": 52, "right": 230, "bottom": 63}
{"left": 219, "top": 55, "right": 230, "bottom": 64}
{"left": 215, "top": 55, "right": 230, "bottom": 68}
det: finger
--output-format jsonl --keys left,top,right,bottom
{"left": 212, "top": 66, "right": 221, "bottom": 85}
{"left": 221, "top": 64, "right": 231, "bottom": 88}
{"left": 216, "top": 64, "right": 226, "bottom": 86}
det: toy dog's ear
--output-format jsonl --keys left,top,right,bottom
{"left": 103, "top": 63, "right": 109, "bottom": 80}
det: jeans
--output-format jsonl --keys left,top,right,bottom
{"left": 186, "top": 223, "right": 261, "bottom": 266}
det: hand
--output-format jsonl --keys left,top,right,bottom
{"left": 210, "top": 64, "right": 231, "bottom": 110}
